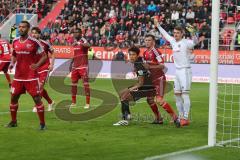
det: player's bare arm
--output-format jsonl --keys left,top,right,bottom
{"left": 129, "top": 75, "right": 144, "bottom": 91}
{"left": 9, "top": 55, "right": 16, "bottom": 71}
{"left": 69, "top": 58, "right": 74, "bottom": 72}
{"left": 48, "top": 51, "right": 55, "bottom": 71}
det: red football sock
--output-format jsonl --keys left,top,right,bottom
{"left": 149, "top": 103, "right": 161, "bottom": 121}
{"left": 84, "top": 83, "right": 90, "bottom": 105}
{"left": 10, "top": 103, "right": 18, "bottom": 122}
{"left": 4, "top": 73, "right": 11, "bottom": 84}
{"left": 86, "top": 96, "right": 90, "bottom": 105}
{"left": 161, "top": 102, "right": 177, "bottom": 119}
{"left": 41, "top": 89, "right": 53, "bottom": 104}
{"left": 71, "top": 85, "right": 77, "bottom": 104}
{"left": 36, "top": 103, "right": 45, "bottom": 125}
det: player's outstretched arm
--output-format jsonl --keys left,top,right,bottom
{"left": 154, "top": 19, "right": 175, "bottom": 44}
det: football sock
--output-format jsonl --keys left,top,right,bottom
{"left": 84, "top": 82, "right": 90, "bottom": 105}
{"left": 182, "top": 93, "right": 191, "bottom": 120}
{"left": 10, "top": 103, "right": 18, "bottom": 123}
{"left": 121, "top": 100, "right": 130, "bottom": 120}
{"left": 36, "top": 102, "right": 45, "bottom": 125}
{"left": 71, "top": 85, "right": 77, "bottom": 104}
{"left": 149, "top": 103, "right": 161, "bottom": 121}
{"left": 161, "top": 102, "right": 177, "bottom": 119}
{"left": 42, "top": 89, "right": 53, "bottom": 104}
{"left": 175, "top": 95, "right": 184, "bottom": 118}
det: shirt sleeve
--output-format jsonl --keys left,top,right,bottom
{"left": 46, "top": 41, "right": 54, "bottom": 54}
{"left": 12, "top": 42, "right": 16, "bottom": 57}
{"left": 156, "top": 24, "right": 175, "bottom": 45}
{"left": 36, "top": 41, "right": 45, "bottom": 55}
{"left": 186, "top": 39, "right": 195, "bottom": 50}
{"left": 152, "top": 48, "right": 164, "bottom": 64}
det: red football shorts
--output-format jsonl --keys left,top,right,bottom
{"left": 11, "top": 79, "right": 41, "bottom": 97}
{"left": 71, "top": 68, "right": 89, "bottom": 83}
{"left": 38, "top": 70, "right": 49, "bottom": 89}
{"left": 0, "top": 62, "right": 10, "bottom": 73}
{"left": 152, "top": 76, "right": 166, "bottom": 97}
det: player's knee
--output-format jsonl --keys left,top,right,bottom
{"left": 147, "top": 97, "right": 155, "bottom": 105}
{"left": 11, "top": 95, "right": 19, "bottom": 104}
{"left": 156, "top": 96, "right": 164, "bottom": 105}
{"left": 32, "top": 95, "right": 42, "bottom": 104}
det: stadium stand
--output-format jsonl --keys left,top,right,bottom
{"left": 0, "top": 0, "right": 56, "bottom": 23}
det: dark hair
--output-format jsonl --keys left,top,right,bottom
{"left": 20, "top": 20, "right": 30, "bottom": 28}
{"left": 31, "top": 27, "right": 41, "bottom": 34}
{"left": 174, "top": 26, "right": 184, "bottom": 33}
{"left": 128, "top": 46, "right": 140, "bottom": 55}
{"left": 145, "top": 34, "right": 155, "bottom": 40}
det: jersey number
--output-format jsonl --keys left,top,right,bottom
{"left": 1, "top": 43, "right": 9, "bottom": 54}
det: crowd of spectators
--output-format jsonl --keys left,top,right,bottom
{"left": 0, "top": 0, "right": 56, "bottom": 23}
{"left": 40, "top": 0, "right": 239, "bottom": 49}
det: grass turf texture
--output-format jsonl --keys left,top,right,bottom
{"left": 0, "top": 77, "right": 239, "bottom": 160}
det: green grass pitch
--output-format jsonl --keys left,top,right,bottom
{"left": 0, "top": 77, "right": 239, "bottom": 160}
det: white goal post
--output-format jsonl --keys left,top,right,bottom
{"left": 208, "top": 0, "right": 220, "bottom": 146}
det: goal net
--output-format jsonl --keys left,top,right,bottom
{"left": 213, "top": 0, "right": 240, "bottom": 147}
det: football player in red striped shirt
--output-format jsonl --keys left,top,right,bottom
{"left": 7, "top": 21, "right": 47, "bottom": 130}
{"left": 69, "top": 28, "right": 91, "bottom": 109}
{"left": 143, "top": 34, "right": 180, "bottom": 127}
{"left": 31, "top": 27, "right": 55, "bottom": 112}
{"left": 0, "top": 34, "right": 11, "bottom": 87}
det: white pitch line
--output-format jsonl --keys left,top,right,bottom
{"left": 145, "top": 138, "right": 240, "bottom": 160}
{"left": 144, "top": 145, "right": 211, "bottom": 160}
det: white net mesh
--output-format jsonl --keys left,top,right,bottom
{"left": 216, "top": 0, "right": 240, "bottom": 147}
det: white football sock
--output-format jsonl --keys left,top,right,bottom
{"left": 182, "top": 93, "right": 191, "bottom": 119}
{"left": 175, "top": 95, "right": 184, "bottom": 117}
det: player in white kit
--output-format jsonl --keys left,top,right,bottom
{"left": 154, "top": 20, "right": 201, "bottom": 126}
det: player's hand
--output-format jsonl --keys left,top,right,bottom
{"left": 30, "top": 64, "right": 39, "bottom": 70}
{"left": 48, "top": 64, "right": 54, "bottom": 71}
{"left": 8, "top": 64, "right": 14, "bottom": 73}
{"left": 143, "top": 63, "right": 150, "bottom": 70}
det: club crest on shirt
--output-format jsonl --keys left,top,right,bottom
{"left": 26, "top": 44, "right": 32, "bottom": 48}
{"left": 178, "top": 44, "right": 181, "bottom": 48}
